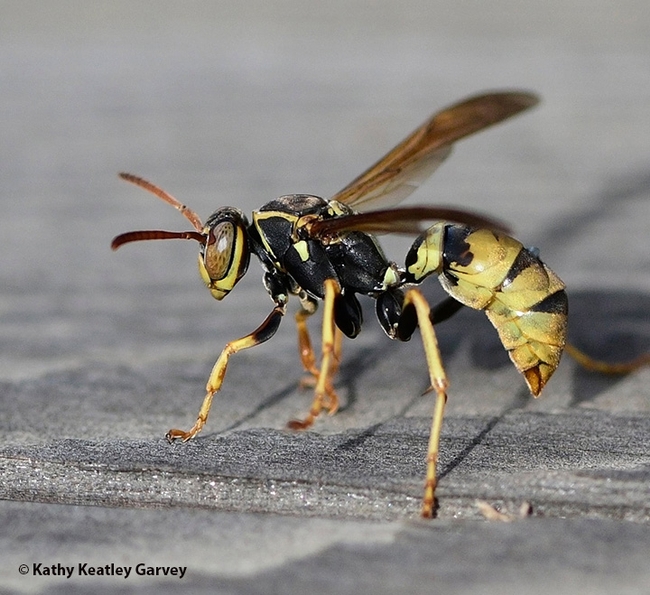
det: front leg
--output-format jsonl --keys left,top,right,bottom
{"left": 166, "top": 304, "right": 286, "bottom": 442}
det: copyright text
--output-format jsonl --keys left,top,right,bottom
{"left": 20, "top": 563, "right": 187, "bottom": 579}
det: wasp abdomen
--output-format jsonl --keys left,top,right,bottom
{"left": 483, "top": 253, "right": 568, "bottom": 397}
{"left": 408, "top": 224, "right": 568, "bottom": 396}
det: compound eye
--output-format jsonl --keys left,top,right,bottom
{"left": 204, "top": 222, "right": 237, "bottom": 281}
{"left": 198, "top": 208, "right": 250, "bottom": 300}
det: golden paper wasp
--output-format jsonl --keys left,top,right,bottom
{"left": 112, "top": 91, "right": 648, "bottom": 517}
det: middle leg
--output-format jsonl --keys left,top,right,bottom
{"left": 294, "top": 292, "right": 343, "bottom": 413}
{"left": 289, "top": 278, "right": 342, "bottom": 430}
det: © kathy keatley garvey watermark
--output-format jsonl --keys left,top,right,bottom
{"left": 18, "top": 563, "right": 187, "bottom": 579}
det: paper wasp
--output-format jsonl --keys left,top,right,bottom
{"left": 112, "top": 91, "right": 648, "bottom": 517}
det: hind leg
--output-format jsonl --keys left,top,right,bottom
{"left": 400, "top": 288, "right": 450, "bottom": 518}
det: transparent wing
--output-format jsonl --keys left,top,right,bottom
{"left": 330, "top": 91, "right": 539, "bottom": 211}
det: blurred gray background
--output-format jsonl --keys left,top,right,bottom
{"left": 1, "top": 1, "right": 649, "bottom": 593}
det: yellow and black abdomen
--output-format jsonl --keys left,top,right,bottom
{"left": 405, "top": 223, "right": 568, "bottom": 396}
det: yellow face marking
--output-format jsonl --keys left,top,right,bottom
{"left": 198, "top": 255, "right": 229, "bottom": 300}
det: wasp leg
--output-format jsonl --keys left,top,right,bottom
{"left": 166, "top": 304, "right": 286, "bottom": 442}
{"left": 564, "top": 343, "right": 650, "bottom": 374}
{"left": 288, "top": 278, "right": 341, "bottom": 430}
{"left": 400, "top": 288, "right": 449, "bottom": 519}
{"left": 295, "top": 302, "right": 342, "bottom": 412}
{"left": 430, "top": 296, "right": 465, "bottom": 325}
{"left": 321, "top": 326, "right": 344, "bottom": 412}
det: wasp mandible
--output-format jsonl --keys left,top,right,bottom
{"left": 112, "top": 91, "right": 648, "bottom": 518}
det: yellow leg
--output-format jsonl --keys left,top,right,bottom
{"left": 288, "top": 279, "right": 341, "bottom": 430}
{"left": 565, "top": 342, "right": 650, "bottom": 374}
{"left": 166, "top": 305, "right": 285, "bottom": 442}
{"left": 402, "top": 288, "right": 449, "bottom": 519}
{"left": 295, "top": 306, "right": 320, "bottom": 380}
{"left": 295, "top": 308, "right": 343, "bottom": 412}
{"left": 317, "top": 327, "right": 344, "bottom": 413}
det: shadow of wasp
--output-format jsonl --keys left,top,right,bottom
{"left": 112, "top": 91, "right": 649, "bottom": 518}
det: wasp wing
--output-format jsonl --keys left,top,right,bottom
{"left": 330, "top": 91, "right": 539, "bottom": 211}
{"left": 310, "top": 205, "right": 510, "bottom": 239}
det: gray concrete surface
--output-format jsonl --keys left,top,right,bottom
{"left": 1, "top": 1, "right": 649, "bottom": 593}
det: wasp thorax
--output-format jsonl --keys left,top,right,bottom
{"left": 198, "top": 207, "right": 250, "bottom": 300}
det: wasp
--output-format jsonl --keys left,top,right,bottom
{"left": 112, "top": 91, "right": 648, "bottom": 517}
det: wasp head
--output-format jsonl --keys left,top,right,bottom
{"left": 111, "top": 173, "right": 250, "bottom": 301}
{"left": 199, "top": 207, "right": 250, "bottom": 300}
